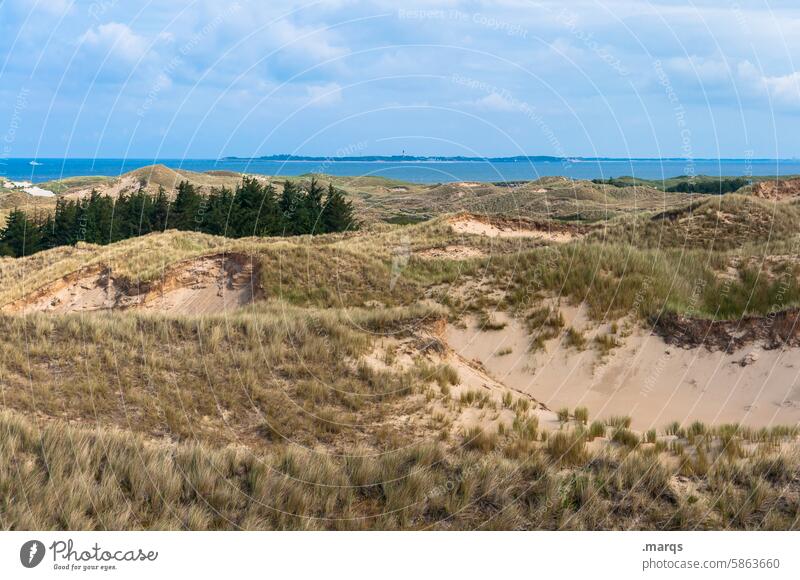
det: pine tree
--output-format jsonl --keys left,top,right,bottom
{"left": 300, "top": 178, "right": 325, "bottom": 234}
{"left": 0, "top": 177, "right": 355, "bottom": 258}
{"left": 84, "top": 191, "right": 115, "bottom": 244}
{"left": 170, "top": 181, "right": 202, "bottom": 230}
{"left": 322, "top": 183, "right": 356, "bottom": 233}
{"left": 0, "top": 208, "right": 43, "bottom": 257}
{"left": 150, "top": 186, "right": 170, "bottom": 232}
{"left": 123, "top": 187, "right": 153, "bottom": 238}
{"left": 204, "top": 187, "right": 234, "bottom": 236}
{"left": 279, "top": 180, "right": 302, "bottom": 235}
{"left": 232, "top": 177, "right": 262, "bottom": 236}
{"left": 48, "top": 198, "right": 79, "bottom": 247}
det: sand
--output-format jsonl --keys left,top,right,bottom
{"left": 141, "top": 255, "right": 254, "bottom": 315}
{"left": 24, "top": 186, "right": 55, "bottom": 197}
{"left": 417, "top": 245, "right": 485, "bottom": 260}
{"left": 8, "top": 269, "right": 140, "bottom": 314}
{"left": 445, "top": 309, "right": 800, "bottom": 430}
{"left": 6, "top": 254, "right": 256, "bottom": 315}
{"left": 449, "top": 215, "right": 580, "bottom": 242}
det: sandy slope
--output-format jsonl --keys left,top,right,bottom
{"left": 446, "top": 309, "right": 800, "bottom": 429}
{"left": 5, "top": 254, "right": 256, "bottom": 315}
{"left": 449, "top": 215, "right": 582, "bottom": 242}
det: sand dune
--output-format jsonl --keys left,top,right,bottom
{"left": 4, "top": 254, "right": 256, "bottom": 315}
{"left": 446, "top": 309, "right": 800, "bottom": 429}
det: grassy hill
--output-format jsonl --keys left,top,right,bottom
{"left": 2, "top": 172, "right": 800, "bottom": 530}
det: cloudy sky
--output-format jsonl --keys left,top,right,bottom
{"left": 0, "top": 0, "right": 798, "bottom": 158}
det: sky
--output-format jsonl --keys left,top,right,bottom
{"left": 0, "top": 0, "right": 798, "bottom": 159}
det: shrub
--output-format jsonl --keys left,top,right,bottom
{"left": 545, "top": 430, "right": 587, "bottom": 466}
{"left": 664, "top": 421, "right": 685, "bottom": 438}
{"left": 588, "top": 421, "right": 606, "bottom": 440}
{"left": 512, "top": 413, "right": 539, "bottom": 441}
{"left": 605, "top": 416, "right": 632, "bottom": 429}
{"left": 564, "top": 327, "right": 587, "bottom": 350}
{"left": 462, "top": 426, "right": 497, "bottom": 452}
{"left": 478, "top": 311, "right": 507, "bottom": 331}
{"left": 611, "top": 427, "right": 640, "bottom": 449}
{"left": 574, "top": 406, "right": 589, "bottom": 425}
{"left": 594, "top": 334, "right": 620, "bottom": 356}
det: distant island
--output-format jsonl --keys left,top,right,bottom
{"left": 221, "top": 155, "right": 564, "bottom": 162}
{"left": 219, "top": 155, "right": 790, "bottom": 163}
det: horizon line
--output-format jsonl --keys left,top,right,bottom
{"left": 1, "top": 155, "right": 797, "bottom": 162}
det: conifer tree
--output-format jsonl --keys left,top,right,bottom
{"left": 322, "top": 183, "right": 356, "bottom": 233}
{"left": 170, "top": 181, "right": 202, "bottom": 230}
{"left": 0, "top": 177, "right": 355, "bottom": 258}
{"left": 150, "top": 186, "right": 171, "bottom": 232}
{"left": 0, "top": 208, "right": 43, "bottom": 256}
{"left": 279, "top": 180, "right": 302, "bottom": 235}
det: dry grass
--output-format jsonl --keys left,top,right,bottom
{"left": 2, "top": 408, "right": 796, "bottom": 530}
{"left": 0, "top": 302, "right": 444, "bottom": 450}
{"left": 3, "top": 178, "right": 800, "bottom": 531}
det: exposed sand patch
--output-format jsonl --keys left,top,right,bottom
{"left": 63, "top": 174, "right": 141, "bottom": 201}
{"left": 24, "top": 186, "right": 55, "bottom": 197}
{"left": 5, "top": 254, "right": 256, "bottom": 315}
{"left": 360, "top": 324, "right": 555, "bottom": 436}
{"left": 446, "top": 309, "right": 800, "bottom": 430}
{"left": 417, "top": 245, "right": 486, "bottom": 260}
{"left": 449, "top": 214, "right": 583, "bottom": 243}
{"left": 6, "top": 268, "right": 139, "bottom": 314}
{"left": 141, "top": 256, "right": 255, "bottom": 314}
{"left": 752, "top": 177, "right": 800, "bottom": 201}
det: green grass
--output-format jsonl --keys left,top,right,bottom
{"left": 477, "top": 310, "right": 507, "bottom": 331}
{"left": 525, "top": 306, "right": 565, "bottom": 350}
{"left": 564, "top": 327, "right": 587, "bottom": 350}
{"left": 0, "top": 401, "right": 798, "bottom": 530}
{"left": 4, "top": 175, "right": 800, "bottom": 531}
{"left": 545, "top": 430, "right": 588, "bottom": 466}
{"left": 0, "top": 302, "right": 443, "bottom": 448}
{"left": 37, "top": 175, "right": 113, "bottom": 195}
{"left": 605, "top": 416, "right": 632, "bottom": 429}
{"left": 611, "top": 427, "right": 640, "bottom": 449}
{"left": 574, "top": 406, "right": 589, "bottom": 425}
{"left": 588, "top": 421, "right": 606, "bottom": 440}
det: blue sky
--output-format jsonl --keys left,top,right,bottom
{"left": 0, "top": 0, "right": 798, "bottom": 158}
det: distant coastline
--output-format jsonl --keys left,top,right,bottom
{"left": 220, "top": 154, "right": 797, "bottom": 163}
{"left": 2, "top": 156, "right": 798, "bottom": 184}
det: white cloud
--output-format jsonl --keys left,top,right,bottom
{"left": 79, "top": 22, "right": 149, "bottom": 64}
{"left": 738, "top": 60, "right": 800, "bottom": 105}
{"left": 9, "top": 0, "right": 72, "bottom": 17}
{"left": 270, "top": 19, "right": 349, "bottom": 63}
{"left": 659, "top": 55, "right": 800, "bottom": 107}
{"left": 306, "top": 82, "right": 343, "bottom": 106}
{"left": 664, "top": 56, "right": 731, "bottom": 86}
{"left": 472, "top": 92, "right": 520, "bottom": 112}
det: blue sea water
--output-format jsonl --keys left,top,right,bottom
{"left": 1, "top": 157, "right": 799, "bottom": 185}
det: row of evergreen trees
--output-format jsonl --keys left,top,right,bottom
{"left": 0, "top": 177, "right": 356, "bottom": 257}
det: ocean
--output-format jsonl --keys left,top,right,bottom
{"left": 1, "top": 157, "right": 799, "bottom": 185}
